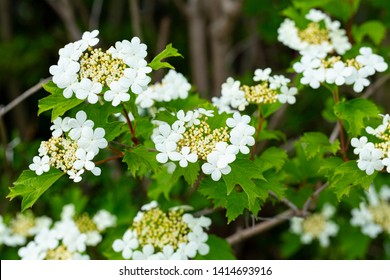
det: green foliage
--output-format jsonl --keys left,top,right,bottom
{"left": 298, "top": 132, "right": 340, "bottom": 159}
{"left": 7, "top": 169, "right": 64, "bottom": 212}
{"left": 122, "top": 145, "right": 160, "bottom": 177}
{"left": 149, "top": 43, "right": 183, "bottom": 70}
{"left": 38, "top": 81, "right": 83, "bottom": 121}
{"left": 353, "top": 21, "right": 386, "bottom": 45}
{"left": 327, "top": 161, "right": 376, "bottom": 199}
{"left": 195, "top": 235, "right": 236, "bottom": 260}
{"left": 334, "top": 98, "right": 381, "bottom": 137}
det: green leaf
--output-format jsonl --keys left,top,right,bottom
{"left": 255, "top": 147, "right": 288, "bottom": 172}
{"left": 334, "top": 98, "right": 381, "bottom": 137}
{"left": 298, "top": 132, "right": 340, "bottom": 159}
{"left": 149, "top": 43, "right": 183, "bottom": 70}
{"left": 226, "top": 191, "right": 248, "bottom": 223}
{"left": 148, "top": 169, "right": 177, "bottom": 200}
{"left": 122, "top": 145, "right": 160, "bottom": 177}
{"left": 172, "top": 161, "right": 200, "bottom": 186}
{"left": 195, "top": 235, "right": 236, "bottom": 260}
{"left": 352, "top": 20, "right": 386, "bottom": 45}
{"left": 8, "top": 169, "right": 64, "bottom": 211}
{"left": 39, "top": 81, "right": 83, "bottom": 121}
{"left": 198, "top": 177, "right": 228, "bottom": 209}
{"left": 222, "top": 158, "right": 265, "bottom": 215}
{"left": 328, "top": 161, "right": 376, "bottom": 199}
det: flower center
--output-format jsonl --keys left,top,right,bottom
{"left": 133, "top": 208, "right": 190, "bottom": 250}
{"left": 45, "top": 245, "right": 73, "bottom": 260}
{"left": 241, "top": 84, "right": 278, "bottom": 104}
{"left": 177, "top": 120, "right": 229, "bottom": 160}
{"left": 76, "top": 213, "right": 98, "bottom": 233}
{"left": 40, "top": 136, "right": 78, "bottom": 173}
{"left": 78, "top": 47, "right": 127, "bottom": 86}
{"left": 10, "top": 212, "right": 35, "bottom": 236}
{"left": 369, "top": 202, "right": 390, "bottom": 232}
{"left": 298, "top": 22, "right": 330, "bottom": 45}
{"left": 302, "top": 213, "right": 326, "bottom": 237}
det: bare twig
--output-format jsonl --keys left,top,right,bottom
{"left": 362, "top": 73, "right": 390, "bottom": 99}
{"left": 302, "top": 182, "right": 329, "bottom": 213}
{"left": 0, "top": 77, "right": 51, "bottom": 118}
{"left": 226, "top": 210, "right": 293, "bottom": 245}
{"left": 129, "top": 0, "right": 143, "bottom": 39}
{"left": 268, "top": 191, "right": 300, "bottom": 215}
{"left": 89, "top": 0, "right": 104, "bottom": 30}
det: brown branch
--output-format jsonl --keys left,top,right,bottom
{"left": 122, "top": 107, "right": 140, "bottom": 145}
{"left": 362, "top": 73, "right": 390, "bottom": 99}
{"left": 0, "top": 77, "right": 52, "bottom": 118}
{"left": 89, "top": 0, "right": 104, "bottom": 30}
{"left": 226, "top": 210, "right": 293, "bottom": 245}
{"left": 45, "top": 0, "right": 81, "bottom": 40}
{"left": 268, "top": 191, "right": 300, "bottom": 215}
{"left": 95, "top": 153, "right": 124, "bottom": 165}
{"left": 302, "top": 182, "right": 329, "bottom": 213}
{"left": 129, "top": 0, "right": 143, "bottom": 39}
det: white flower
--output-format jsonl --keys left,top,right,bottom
{"left": 58, "top": 42, "right": 83, "bottom": 61}
{"left": 93, "top": 210, "right": 117, "bottom": 231}
{"left": 141, "top": 201, "right": 158, "bottom": 211}
{"left": 79, "top": 30, "right": 99, "bottom": 50}
{"left": 325, "top": 61, "right": 353, "bottom": 86}
{"left": 277, "top": 86, "right": 297, "bottom": 104}
{"left": 67, "top": 169, "right": 84, "bottom": 183}
{"left": 74, "top": 78, "right": 102, "bottom": 104}
{"left": 155, "top": 141, "right": 178, "bottom": 164}
{"left": 73, "top": 149, "right": 96, "bottom": 171}
{"left": 351, "top": 202, "right": 382, "bottom": 238}
{"left": 156, "top": 245, "right": 184, "bottom": 260}
{"left": 29, "top": 155, "right": 50, "bottom": 175}
{"left": 132, "top": 244, "right": 159, "bottom": 260}
{"left": 185, "top": 231, "right": 209, "bottom": 257}
{"left": 293, "top": 55, "right": 321, "bottom": 73}
{"left": 345, "top": 68, "right": 370, "bottom": 93}
{"left": 104, "top": 78, "right": 131, "bottom": 106}
{"left": 356, "top": 47, "right": 388, "bottom": 76}
{"left": 34, "top": 228, "right": 59, "bottom": 251}
{"left": 78, "top": 127, "right": 108, "bottom": 155}
{"left": 49, "top": 58, "right": 79, "bottom": 89}
{"left": 230, "top": 123, "right": 255, "bottom": 154}
{"left": 350, "top": 136, "right": 370, "bottom": 155}
{"left": 269, "top": 75, "right": 290, "bottom": 90}
{"left": 253, "top": 68, "right": 271, "bottom": 81}
{"left": 201, "top": 143, "right": 236, "bottom": 181}
{"left": 381, "top": 151, "right": 390, "bottom": 173}
{"left": 182, "top": 214, "right": 211, "bottom": 233}
{"left": 305, "top": 9, "right": 327, "bottom": 22}
{"left": 357, "top": 147, "right": 384, "bottom": 175}
{"left": 169, "top": 146, "right": 198, "bottom": 167}
{"left": 50, "top": 117, "right": 71, "bottom": 137}
{"left": 68, "top": 111, "right": 94, "bottom": 140}
{"left": 300, "top": 68, "right": 325, "bottom": 89}
{"left": 18, "top": 241, "right": 46, "bottom": 260}
{"left": 226, "top": 112, "right": 251, "bottom": 128}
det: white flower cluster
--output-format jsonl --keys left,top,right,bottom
{"left": 0, "top": 211, "right": 52, "bottom": 247}
{"left": 293, "top": 47, "right": 387, "bottom": 92}
{"left": 29, "top": 110, "right": 107, "bottom": 182}
{"left": 112, "top": 201, "right": 211, "bottom": 260}
{"left": 351, "top": 185, "right": 390, "bottom": 238}
{"left": 18, "top": 204, "right": 116, "bottom": 260}
{"left": 136, "top": 70, "right": 191, "bottom": 109}
{"left": 213, "top": 69, "right": 297, "bottom": 113}
{"left": 49, "top": 30, "right": 151, "bottom": 107}
{"left": 351, "top": 114, "right": 390, "bottom": 175}
{"left": 278, "top": 9, "right": 351, "bottom": 57}
{"left": 152, "top": 109, "right": 255, "bottom": 181}
{"left": 290, "top": 204, "right": 339, "bottom": 247}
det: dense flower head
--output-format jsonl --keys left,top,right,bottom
{"left": 351, "top": 114, "right": 390, "bottom": 175}
{"left": 136, "top": 69, "right": 191, "bottom": 109}
{"left": 29, "top": 110, "right": 107, "bottom": 182}
{"left": 290, "top": 204, "right": 339, "bottom": 247}
{"left": 213, "top": 69, "right": 298, "bottom": 113}
{"left": 152, "top": 109, "right": 255, "bottom": 181}
{"left": 0, "top": 211, "right": 52, "bottom": 247}
{"left": 17, "top": 204, "right": 116, "bottom": 260}
{"left": 49, "top": 30, "right": 151, "bottom": 107}
{"left": 350, "top": 185, "right": 390, "bottom": 238}
{"left": 293, "top": 47, "right": 388, "bottom": 92}
{"left": 112, "top": 201, "right": 211, "bottom": 260}
{"left": 278, "top": 9, "right": 351, "bottom": 57}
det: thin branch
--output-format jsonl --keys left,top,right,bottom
{"left": 362, "top": 73, "right": 390, "bottom": 99}
{"left": 0, "top": 77, "right": 51, "bottom": 118}
{"left": 268, "top": 191, "right": 300, "bottom": 215}
{"left": 129, "top": 0, "right": 143, "bottom": 39}
{"left": 89, "top": 0, "right": 104, "bottom": 30}
{"left": 122, "top": 107, "right": 140, "bottom": 145}
{"left": 302, "top": 182, "right": 329, "bottom": 213}
{"left": 226, "top": 210, "right": 293, "bottom": 245}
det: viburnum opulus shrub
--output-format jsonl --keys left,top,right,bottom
{"left": 4, "top": 3, "right": 390, "bottom": 260}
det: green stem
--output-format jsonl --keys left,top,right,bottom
{"left": 332, "top": 87, "right": 348, "bottom": 161}
{"left": 122, "top": 106, "right": 140, "bottom": 145}
{"left": 250, "top": 105, "right": 263, "bottom": 160}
